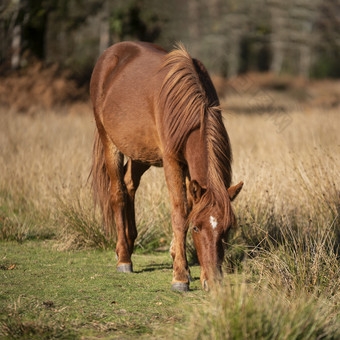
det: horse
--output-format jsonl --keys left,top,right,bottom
{"left": 90, "top": 41, "right": 243, "bottom": 291}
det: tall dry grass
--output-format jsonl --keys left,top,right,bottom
{"left": 229, "top": 107, "right": 339, "bottom": 234}
{"left": 175, "top": 280, "right": 339, "bottom": 340}
{"left": 0, "top": 107, "right": 172, "bottom": 249}
{"left": 0, "top": 106, "right": 339, "bottom": 251}
{"left": 223, "top": 106, "right": 339, "bottom": 304}
{"left": 0, "top": 108, "right": 93, "bottom": 245}
{"left": 1, "top": 104, "right": 339, "bottom": 247}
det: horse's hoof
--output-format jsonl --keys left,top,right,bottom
{"left": 188, "top": 273, "right": 193, "bottom": 282}
{"left": 203, "top": 279, "right": 209, "bottom": 292}
{"left": 117, "top": 263, "right": 133, "bottom": 273}
{"left": 171, "top": 282, "right": 189, "bottom": 292}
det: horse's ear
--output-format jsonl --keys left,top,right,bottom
{"left": 228, "top": 181, "right": 243, "bottom": 201}
{"left": 188, "top": 180, "right": 202, "bottom": 203}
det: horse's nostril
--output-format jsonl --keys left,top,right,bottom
{"left": 203, "top": 279, "right": 209, "bottom": 291}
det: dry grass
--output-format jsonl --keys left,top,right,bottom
{"left": 223, "top": 105, "right": 340, "bottom": 297}
{"left": 176, "top": 280, "right": 339, "bottom": 340}
{"left": 0, "top": 104, "right": 339, "bottom": 251}
{"left": 0, "top": 107, "right": 172, "bottom": 250}
{"left": 0, "top": 109, "right": 94, "bottom": 245}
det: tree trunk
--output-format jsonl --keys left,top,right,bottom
{"left": 10, "top": 0, "right": 22, "bottom": 69}
{"left": 188, "top": 0, "right": 200, "bottom": 56}
{"left": 99, "top": 0, "right": 110, "bottom": 55}
{"left": 271, "top": 40, "right": 284, "bottom": 74}
{"left": 228, "top": 32, "right": 241, "bottom": 77}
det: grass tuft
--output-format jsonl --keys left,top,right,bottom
{"left": 57, "top": 197, "right": 114, "bottom": 250}
{"left": 177, "top": 280, "right": 340, "bottom": 340}
{"left": 245, "top": 223, "right": 339, "bottom": 296}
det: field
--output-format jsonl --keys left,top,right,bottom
{"left": 0, "top": 82, "right": 339, "bottom": 339}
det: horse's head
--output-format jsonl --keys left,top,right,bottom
{"left": 188, "top": 180, "right": 243, "bottom": 291}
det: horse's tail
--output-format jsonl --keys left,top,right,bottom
{"left": 90, "top": 129, "right": 115, "bottom": 238}
{"left": 89, "top": 47, "right": 120, "bottom": 238}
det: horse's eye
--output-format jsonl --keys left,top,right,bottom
{"left": 193, "top": 226, "right": 199, "bottom": 233}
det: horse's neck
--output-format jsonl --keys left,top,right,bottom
{"left": 184, "top": 129, "right": 208, "bottom": 188}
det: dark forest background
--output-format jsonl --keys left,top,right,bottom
{"left": 1, "top": 0, "right": 339, "bottom": 85}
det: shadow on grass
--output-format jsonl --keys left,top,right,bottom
{"left": 134, "top": 263, "right": 172, "bottom": 273}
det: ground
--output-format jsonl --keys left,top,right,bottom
{"left": 0, "top": 241, "right": 203, "bottom": 339}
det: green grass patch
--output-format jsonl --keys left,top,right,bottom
{"left": 0, "top": 241, "right": 203, "bottom": 339}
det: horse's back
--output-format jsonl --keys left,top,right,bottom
{"left": 90, "top": 42, "right": 167, "bottom": 165}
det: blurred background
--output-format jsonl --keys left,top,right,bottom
{"left": 0, "top": 0, "right": 339, "bottom": 112}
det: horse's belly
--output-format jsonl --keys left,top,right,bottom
{"left": 104, "top": 114, "right": 163, "bottom": 166}
{"left": 114, "top": 133, "right": 163, "bottom": 166}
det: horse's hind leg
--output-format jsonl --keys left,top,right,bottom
{"left": 124, "top": 160, "right": 150, "bottom": 255}
{"left": 101, "top": 135, "right": 132, "bottom": 272}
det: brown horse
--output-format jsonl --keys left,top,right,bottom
{"left": 90, "top": 41, "right": 243, "bottom": 291}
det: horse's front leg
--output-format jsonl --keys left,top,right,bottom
{"left": 163, "top": 156, "right": 190, "bottom": 291}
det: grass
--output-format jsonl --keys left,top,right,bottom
{"left": 0, "top": 110, "right": 173, "bottom": 251}
{"left": 0, "top": 241, "right": 203, "bottom": 339}
{"left": 0, "top": 100, "right": 339, "bottom": 338}
{"left": 176, "top": 280, "right": 339, "bottom": 340}
{"left": 0, "top": 188, "right": 52, "bottom": 242}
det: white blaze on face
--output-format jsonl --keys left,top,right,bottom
{"left": 210, "top": 216, "right": 218, "bottom": 230}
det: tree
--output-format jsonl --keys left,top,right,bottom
{"left": 0, "top": 0, "right": 24, "bottom": 69}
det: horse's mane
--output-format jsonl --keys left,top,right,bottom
{"left": 159, "top": 43, "right": 233, "bottom": 227}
